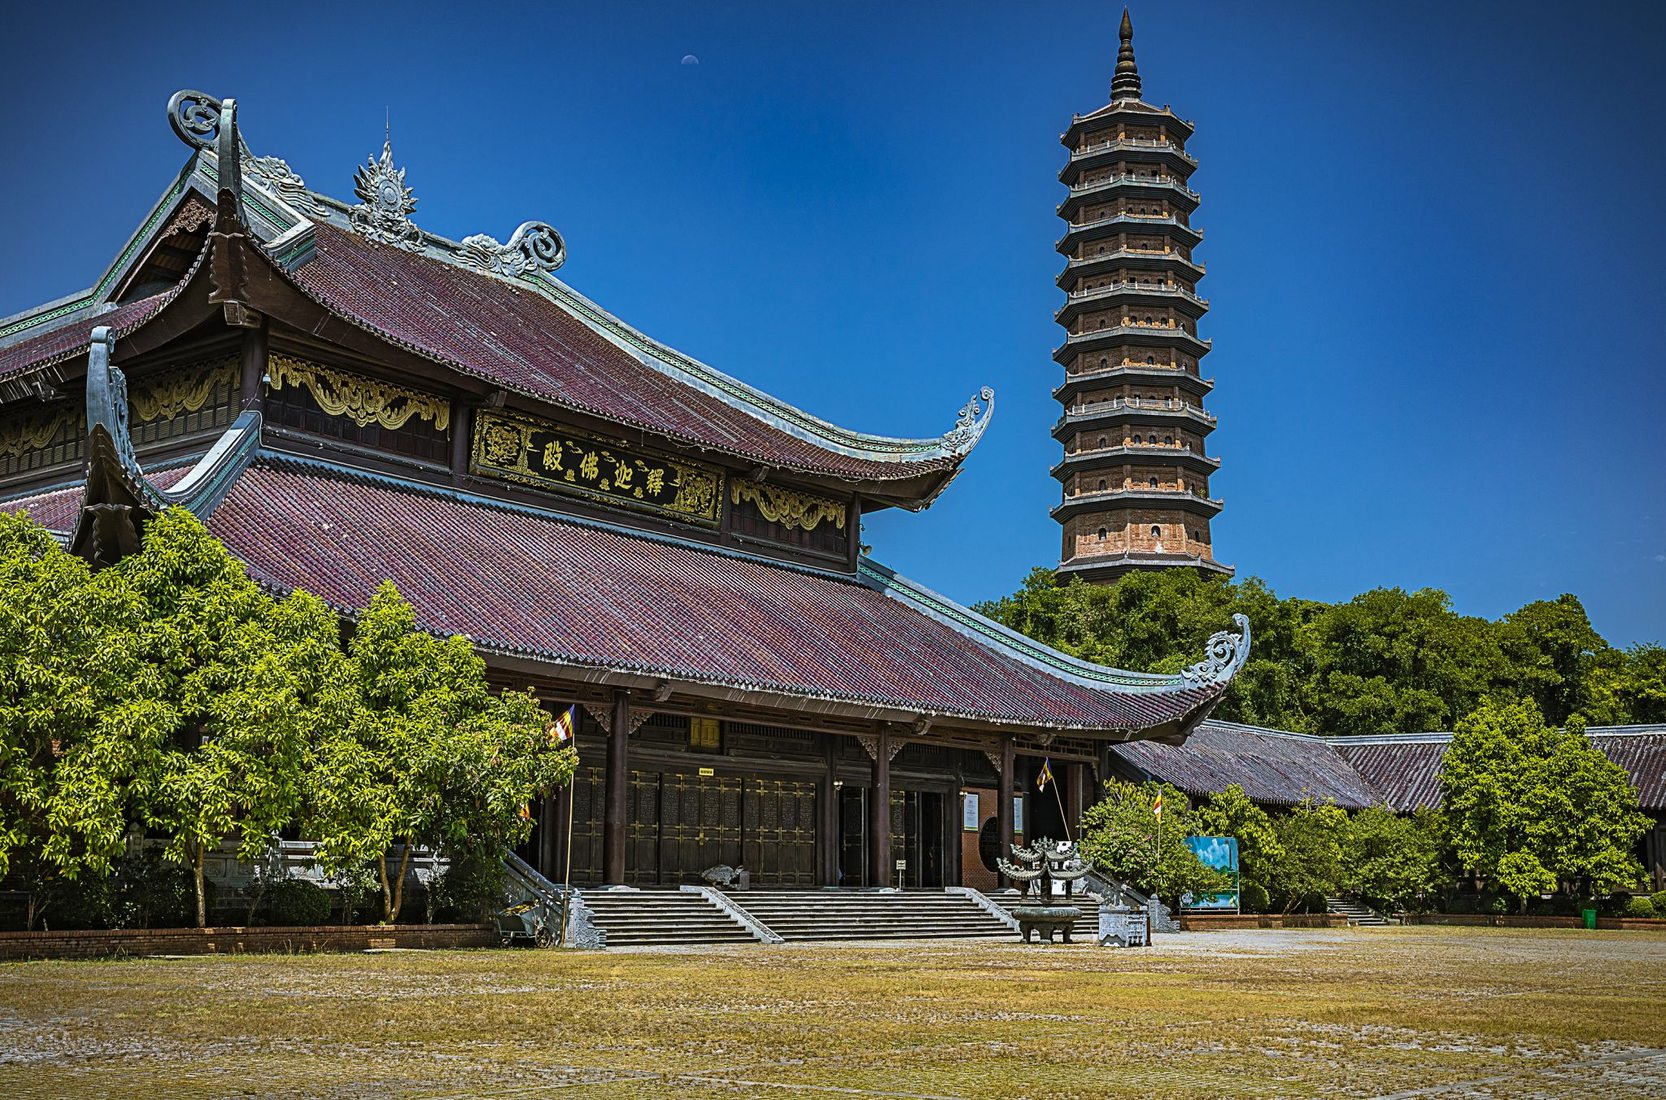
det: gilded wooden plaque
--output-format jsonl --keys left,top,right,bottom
{"left": 472, "top": 410, "right": 723, "bottom": 525}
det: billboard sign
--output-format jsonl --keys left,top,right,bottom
{"left": 1183, "top": 835, "right": 1241, "bottom": 911}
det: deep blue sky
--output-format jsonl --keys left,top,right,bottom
{"left": 3, "top": 2, "right": 1663, "bottom": 645}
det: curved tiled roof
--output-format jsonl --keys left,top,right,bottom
{"left": 1110, "top": 720, "right": 1380, "bottom": 809}
{"left": 1333, "top": 728, "right": 1666, "bottom": 813}
{"left": 1110, "top": 723, "right": 1666, "bottom": 813}
{"left": 0, "top": 291, "right": 175, "bottom": 384}
{"left": 198, "top": 455, "right": 1235, "bottom": 733}
{"left": 285, "top": 223, "right": 981, "bottom": 485}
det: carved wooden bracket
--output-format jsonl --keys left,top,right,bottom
{"left": 982, "top": 749, "right": 1005, "bottom": 775}
{"left": 581, "top": 702, "right": 610, "bottom": 730}
{"left": 855, "top": 734, "right": 906, "bottom": 763}
{"left": 629, "top": 708, "right": 654, "bottom": 734}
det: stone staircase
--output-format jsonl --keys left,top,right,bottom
{"left": 723, "top": 889, "right": 1012, "bottom": 942}
{"left": 1325, "top": 896, "right": 1392, "bottom": 926}
{"left": 579, "top": 887, "right": 760, "bottom": 947}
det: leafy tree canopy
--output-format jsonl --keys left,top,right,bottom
{"left": 1441, "top": 699, "right": 1649, "bottom": 907}
{"left": 0, "top": 509, "right": 576, "bottom": 929}
{"left": 1078, "top": 779, "right": 1226, "bottom": 908}
{"left": 975, "top": 569, "right": 1658, "bottom": 735}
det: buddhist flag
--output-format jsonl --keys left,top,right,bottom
{"left": 1036, "top": 757, "right": 1055, "bottom": 792}
{"left": 1153, "top": 792, "right": 1163, "bottom": 821}
{"left": 548, "top": 704, "right": 577, "bottom": 745}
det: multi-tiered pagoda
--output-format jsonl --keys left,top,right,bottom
{"left": 1052, "top": 11, "right": 1232, "bottom": 583}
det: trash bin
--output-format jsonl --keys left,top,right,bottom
{"left": 1582, "top": 908, "right": 1597, "bottom": 930}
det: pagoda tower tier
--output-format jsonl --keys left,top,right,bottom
{"left": 1051, "top": 9, "right": 1232, "bottom": 584}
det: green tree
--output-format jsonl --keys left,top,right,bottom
{"left": 1340, "top": 806, "right": 1445, "bottom": 912}
{"left": 1442, "top": 699, "right": 1649, "bottom": 909}
{"left": 1077, "top": 779, "right": 1226, "bottom": 908}
{"left": 309, "top": 582, "right": 575, "bottom": 923}
{"left": 1270, "top": 801, "right": 1347, "bottom": 912}
{"left": 1501, "top": 595, "right": 1612, "bottom": 725}
{"left": 975, "top": 569, "right": 1321, "bottom": 731}
{"left": 115, "top": 510, "right": 337, "bottom": 927}
{"left": 1586, "top": 644, "right": 1666, "bottom": 725}
{"left": 1193, "top": 784, "right": 1284, "bottom": 912}
{"left": 0, "top": 512, "right": 159, "bottom": 928}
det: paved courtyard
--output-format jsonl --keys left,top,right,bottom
{"left": 0, "top": 927, "right": 1662, "bottom": 1098}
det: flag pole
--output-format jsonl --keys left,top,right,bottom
{"left": 1050, "top": 771, "right": 1073, "bottom": 842}
{"left": 557, "top": 777, "right": 575, "bottom": 947}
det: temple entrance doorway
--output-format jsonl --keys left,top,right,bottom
{"left": 565, "top": 766, "right": 817, "bottom": 886}
{"left": 834, "top": 787, "right": 946, "bottom": 888}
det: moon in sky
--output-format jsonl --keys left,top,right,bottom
{"left": 681, "top": 54, "right": 700, "bottom": 66}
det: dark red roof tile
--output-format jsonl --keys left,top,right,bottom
{"left": 289, "top": 225, "right": 962, "bottom": 484}
{"left": 0, "top": 293, "right": 174, "bottom": 382}
{"left": 203, "top": 459, "right": 1221, "bottom": 731}
{"left": 1112, "top": 720, "right": 1381, "bottom": 809}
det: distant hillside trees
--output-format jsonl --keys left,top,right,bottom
{"left": 976, "top": 568, "right": 1663, "bottom": 736}
{"left": 0, "top": 510, "right": 575, "bottom": 930}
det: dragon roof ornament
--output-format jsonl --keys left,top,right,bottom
{"left": 1181, "top": 612, "right": 1252, "bottom": 686}
{"left": 350, "top": 139, "right": 423, "bottom": 251}
{"left": 168, "top": 90, "right": 224, "bottom": 149}
{"left": 942, "top": 386, "right": 995, "bottom": 456}
{"left": 456, "top": 221, "right": 566, "bottom": 278}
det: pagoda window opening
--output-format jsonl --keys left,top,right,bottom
{"left": 1098, "top": 436, "right": 1107, "bottom": 448}
{"left": 1164, "top": 435, "right": 1173, "bottom": 445}
{"left": 1145, "top": 355, "right": 1155, "bottom": 364}
{"left": 1150, "top": 525, "right": 1161, "bottom": 538}
{"left": 1149, "top": 477, "right": 1159, "bottom": 488}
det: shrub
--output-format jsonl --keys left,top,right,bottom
{"left": 111, "top": 851, "right": 195, "bottom": 928}
{"left": 267, "top": 880, "right": 332, "bottom": 926}
{"left": 1652, "top": 890, "right": 1666, "bottom": 915}
{"left": 432, "top": 852, "right": 508, "bottom": 923}
{"left": 1239, "top": 878, "right": 1271, "bottom": 914}
{"left": 1624, "top": 895, "right": 1657, "bottom": 918}
{"left": 52, "top": 873, "right": 116, "bottom": 930}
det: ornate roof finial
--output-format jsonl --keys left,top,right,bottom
{"left": 1112, "top": 8, "right": 1142, "bottom": 102}
{"left": 350, "top": 137, "right": 423, "bottom": 251}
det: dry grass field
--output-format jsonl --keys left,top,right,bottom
{"left": 0, "top": 926, "right": 1663, "bottom": 1099}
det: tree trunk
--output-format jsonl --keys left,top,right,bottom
{"left": 25, "top": 892, "right": 41, "bottom": 932}
{"left": 389, "top": 844, "right": 413, "bottom": 924}
{"left": 245, "top": 880, "right": 265, "bottom": 927}
{"left": 194, "top": 844, "right": 208, "bottom": 929}
{"left": 378, "top": 853, "right": 393, "bottom": 923}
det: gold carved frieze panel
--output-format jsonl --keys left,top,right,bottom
{"left": 0, "top": 406, "right": 76, "bottom": 459}
{"left": 471, "top": 410, "right": 723, "bottom": 525}
{"left": 128, "top": 356, "right": 237, "bottom": 424}
{"left": 269, "top": 355, "right": 451, "bottom": 432}
{"left": 730, "top": 481, "right": 847, "bottom": 533}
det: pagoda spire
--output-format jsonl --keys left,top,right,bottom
{"left": 1111, "top": 8, "right": 1142, "bottom": 102}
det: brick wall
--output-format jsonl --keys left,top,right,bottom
{"left": 0, "top": 923, "right": 496, "bottom": 961}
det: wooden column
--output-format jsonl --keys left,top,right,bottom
{"left": 537, "top": 791, "right": 559, "bottom": 880}
{"left": 868, "top": 729, "right": 891, "bottom": 889}
{"left": 449, "top": 403, "right": 474, "bottom": 486}
{"left": 818, "top": 736, "right": 840, "bottom": 886}
{"left": 238, "top": 319, "right": 267, "bottom": 413}
{"left": 997, "top": 736, "right": 1014, "bottom": 888}
{"left": 603, "top": 689, "right": 629, "bottom": 885}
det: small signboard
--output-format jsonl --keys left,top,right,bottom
{"left": 1182, "top": 835, "right": 1241, "bottom": 912}
{"left": 1013, "top": 797, "right": 1025, "bottom": 835}
{"left": 697, "top": 767, "right": 715, "bottom": 777}
{"left": 962, "top": 792, "right": 981, "bottom": 831}
{"left": 895, "top": 859, "right": 907, "bottom": 871}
